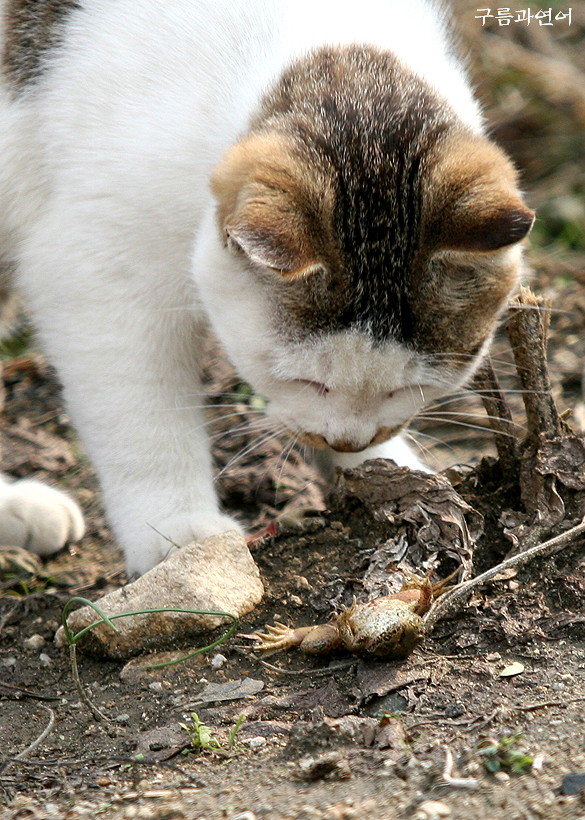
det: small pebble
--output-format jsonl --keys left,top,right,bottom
{"left": 244, "top": 736, "right": 267, "bottom": 750}
{"left": 415, "top": 801, "right": 451, "bottom": 820}
{"left": 494, "top": 771, "right": 510, "bottom": 783}
{"left": 39, "top": 653, "right": 52, "bottom": 668}
{"left": 148, "top": 681, "right": 163, "bottom": 691}
{"left": 24, "top": 634, "right": 45, "bottom": 650}
{"left": 3, "top": 657, "right": 16, "bottom": 669}
{"left": 115, "top": 713, "right": 130, "bottom": 725}
{"left": 231, "top": 813, "right": 257, "bottom": 820}
{"left": 211, "top": 653, "right": 227, "bottom": 670}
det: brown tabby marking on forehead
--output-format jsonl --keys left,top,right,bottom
{"left": 2, "top": 0, "right": 79, "bottom": 89}
{"left": 258, "top": 46, "right": 458, "bottom": 343}
{"left": 213, "top": 44, "right": 533, "bottom": 351}
{"left": 216, "top": 45, "right": 457, "bottom": 342}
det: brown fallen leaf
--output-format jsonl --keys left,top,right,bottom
{"left": 335, "top": 459, "right": 482, "bottom": 586}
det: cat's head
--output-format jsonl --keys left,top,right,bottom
{"left": 197, "top": 47, "right": 534, "bottom": 455}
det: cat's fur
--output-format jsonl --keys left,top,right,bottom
{"left": 0, "top": 0, "right": 533, "bottom": 574}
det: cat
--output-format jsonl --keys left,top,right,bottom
{"left": 0, "top": 0, "right": 533, "bottom": 576}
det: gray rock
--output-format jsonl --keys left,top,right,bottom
{"left": 55, "top": 531, "right": 263, "bottom": 659}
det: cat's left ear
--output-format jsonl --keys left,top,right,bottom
{"left": 225, "top": 222, "right": 325, "bottom": 278}
{"left": 211, "top": 133, "right": 326, "bottom": 279}
{"left": 427, "top": 133, "right": 535, "bottom": 253}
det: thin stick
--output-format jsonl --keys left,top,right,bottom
{"left": 0, "top": 681, "right": 60, "bottom": 701}
{"left": 507, "top": 287, "right": 561, "bottom": 441}
{"left": 0, "top": 754, "right": 204, "bottom": 787}
{"left": 472, "top": 359, "right": 519, "bottom": 472}
{"left": 69, "top": 644, "right": 110, "bottom": 723}
{"left": 424, "top": 517, "right": 585, "bottom": 631}
{"left": 441, "top": 746, "right": 479, "bottom": 790}
{"left": 0, "top": 705, "right": 56, "bottom": 775}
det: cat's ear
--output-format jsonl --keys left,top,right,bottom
{"left": 428, "top": 133, "right": 535, "bottom": 253}
{"left": 225, "top": 223, "right": 325, "bottom": 278}
{"left": 212, "top": 133, "right": 325, "bottom": 279}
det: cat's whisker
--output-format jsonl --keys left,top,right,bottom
{"left": 417, "top": 415, "right": 518, "bottom": 439}
{"left": 273, "top": 435, "right": 300, "bottom": 505}
{"left": 409, "top": 428, "right": 459, "bottom": 456}
{"left": 179, "top": 411, "right": 268, "bottom": 437}
{"left": 422, "top": 393, "right": 480, "bottom": 410}
{"left": 425, "top": 352, "right": 518, "bottom": 366}
{"left": 209, "top": 416, "right": 275, "bottom": 443}
{"left": 404, "top": 431, "right": 441, "bottom": 464}
{"left": 406, "top": 383, "right": 417, "bottom": 411}
{"left": 420, "top": 409, "right": 526, "bottom": 431}
{"left": 214, "top": 427, "right": 288, "bottom": 481}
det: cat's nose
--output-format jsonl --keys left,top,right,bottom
{"left": 328, "top": 438, "right": 368, "bottom": 453}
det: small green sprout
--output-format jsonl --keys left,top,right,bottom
{"left": 180, "top": 712, "right": 245, "bottom": 756}
{"left": 477, "top": 733, "right": 534, "bottom": 774}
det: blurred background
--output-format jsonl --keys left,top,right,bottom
{"left": 411, "top": 0, "right": 585, "bottom": 467}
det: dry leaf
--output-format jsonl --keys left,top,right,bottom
{"left": 499, "top": 662, "right": 525, "bottom": 677}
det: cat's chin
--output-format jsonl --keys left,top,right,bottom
{"left": 284, "top": 425, "right": 405, "bottom": 453}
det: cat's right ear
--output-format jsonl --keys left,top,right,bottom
{"left": 427, "top": 132, "right": 535, "bottom": 253}
{"left": 211, "top": 134, "right": 327, "bottom": 279}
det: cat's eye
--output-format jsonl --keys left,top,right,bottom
{"left": 296, "top": 379, "right": 329, "bottom": 396}
{"left": 387, "top": 390, "right": 395, "bottom": 399}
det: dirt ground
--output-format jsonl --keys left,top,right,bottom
{"left": 2, "top": 6, "right": 585, "bottom": 820}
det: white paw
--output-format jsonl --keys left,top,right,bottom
{"left": 0, "top": 478, "right": 85, "bottom": 556}
{"left": 123, "top": 510, "right": 245, "bottom": 577}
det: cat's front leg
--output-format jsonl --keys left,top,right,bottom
{"left": 54, "top": 327, "right": 242, "bottom": 577}
{"left": 19, "top": 236, "right": 241, "bottom": 577}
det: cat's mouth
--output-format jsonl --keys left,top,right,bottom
{"left": 292, "top": 425, "right": 404, "bottom": 453}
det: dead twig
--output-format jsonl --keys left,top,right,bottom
{"left": 472, "top": 359, "right": 519, "bottom": 473}
{"left": 484, "top": 33, "right": 585, "bottom": 128}
{"left": 0, "top": 680, "right": 60, "bottom": 701}
{"left": 507, "top": 287, "right": 561, "bottom": 442}
{"left": 440, "top": 746, "right": 479, "bottom": 790}
{"left": 0, "top": 754, "right": 205, "bottom": 787}
{"left": 232, "top": 645, "right": 355, "bottom": 676}
{"left": 0, "top": 705, "right": 55, "bottom": 775}
{"left": 424, "top": 517, "right": 585, "bottom": 632}
{"left": 513, "top": 697, "right": 585, "bottom": 712}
